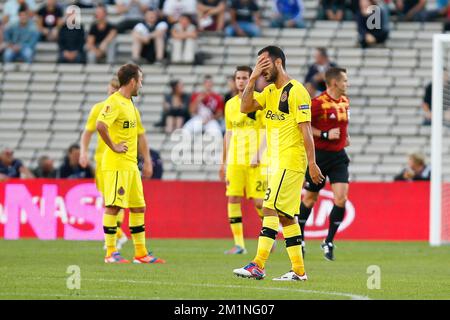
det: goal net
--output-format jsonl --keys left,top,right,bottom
{"left": 430, "top": 34, "right": 450, "bottom": 246}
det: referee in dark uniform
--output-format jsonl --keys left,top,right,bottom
{"left": 298, "top": 67, "right": 350, "bottom": 261}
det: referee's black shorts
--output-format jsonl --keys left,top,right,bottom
{"left": 304, "top": 149, "right": 350, "bottom": 193}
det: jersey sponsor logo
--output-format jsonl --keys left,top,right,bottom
{"left": 265, "top": 110, "right": 286, "bottom": 121}
{"left": 302, "top": 189, "right": 355, "bottom": 238}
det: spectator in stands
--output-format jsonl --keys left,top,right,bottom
{"left": 131, "top": 8, "right": 168, "bottom": 64}
{"left": 163, "top": 0, "right": 197, "bottom": 24}
{"left": 304, "top": 47, "right": 337, "bottom": 98}
{"left": 271, "top": 0, "right": 305, "bottom": 28}
{"left": 163, "top": 79, "right": 191, "bottom": 133}
{"left": 223, "top": 76, "right": 238, "bottom": 103}
{"left": 225, "top": 0, "right": 262, "bottom": 37}
{"left": 36, "top": 0, "right": 63, "bottom": 42}
{"left": 395, "top": 0, "right": 427, "bottom": 21}
{"left": 138, "top": 148, "right": 164, "bottom": 179}
{"left": 183, "top": 75, "right": 224, "bottom": 135}
{"left": 197, "top": 0, "right": 226, "bottom": 32}
{"left": 356, "top": 0, "right": 390, "bottom": 48}
{"left": 58, "top": 144, "right": 94, "bottom": 179}
{"left": 3, "top": 4, "right": 39, "bottom": 64}
{"left": 58, "top": 6, "right": 86, "bottom": 63}
{"left": 170, "top": 14, "right": 197, "bottom": 64}
{"left": 32, "top": 155, "right": 57, "bottom": 178}
{"left": 74, "top": 0, "right": 95, "bottom": 9}
{"left": 86, "top": 4, "right": 117, "bottom": 64}
{"left": 319, "top": 0, "right": 346, "bottom": 21}
{"left": 2, "top": 0, "right": 36, "bottom": 27}
{"left": 422, "top": 70, "right": 449, "bottom": 125}
{"left": 423, "top": 81, "right": 432, "bottom": 125}
{"left": 116, "top": 0, "right": 153, "bottom": 33}
{"left": 0, "top": 146, "right": 34, "bottom": 181}
{"left": 394, "top": 152, "right": 431, "bottom": 181}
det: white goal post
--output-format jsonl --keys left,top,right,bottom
{"left": 430, "top": 34, "right": 450, "bottom": 246}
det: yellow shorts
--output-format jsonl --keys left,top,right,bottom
{"left": 263, "top": 168, "right": 305, "bottom": 218}
{"left": 103, "top": 170, "right": 145, "bottom": 208}
{"left": 95, "top": 170, "right": 104, "bottom": 196}
{"left": 226, "top": 165, "right": 267, "bottom": 199}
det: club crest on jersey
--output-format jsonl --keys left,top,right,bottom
{"left": 104, "top": 106, "right": 111, "bottom": 113}
{"left": 118, "top": 187, "right": 125, "bottom": 196}
{"left": 280, "top": 91, "right": 288, "bottom": 102}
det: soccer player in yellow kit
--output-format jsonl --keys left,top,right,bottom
{"left": 233, "top": 46, "right": 324, "bottom": 281}
{"left": 96, "top": 63, "right": 165, "bottom": 264}
{"left": 220, "top": 65, "right": 267, "bottom": 255}
{"left": 79, "top": 76, "right": 128, "bottom": 250}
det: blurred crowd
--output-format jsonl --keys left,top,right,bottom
{"left": 1, "top": 0, "right": 450, "bottom": 64}
{"left": 0, "top": 143, "right": 163, "bottom": 181}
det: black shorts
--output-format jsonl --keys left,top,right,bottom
{"left": 304, "top": 149, "right": 350, "bottom": 192}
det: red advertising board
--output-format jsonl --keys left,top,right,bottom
{"left": 0, "top": 179, "right": 429, "bottom": 240}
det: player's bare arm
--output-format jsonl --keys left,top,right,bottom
{"left": 138, "top": 133, "right": 153, "bottom": 179}
{"left": 79, "top": 130, "right": 94, "bottom": 168}
{"left": 241, "top": 56, "right": 270, "bottom": 113}
{"left": 312, "top": 126, "right": 340, "bottom": 140}
{"left": 299, "top": 122, "right": 325, "bottom": 185}
{"left": 250, "top": 133, "right": 266, "bottom": 168}
{"left": 220, "top": 130, "right": 232, "bottom": 181}
{"left": 96, "top": 121, "right": 128, "bottom": 153}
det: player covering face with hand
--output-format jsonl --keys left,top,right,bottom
{"left": 220, "top": 65, "right": 268, "bottom": 255}
{"left": 233, "top": 46, "right": 324, "bottom": 281}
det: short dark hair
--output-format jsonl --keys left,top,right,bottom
{"left": 325, "top": 67, "right": 347, "bottom": 86}
{"left": 117, "top": 63, "right": 142, "bottom": 87}
{"left": 316, "top": 47, "right": 328, "bottom": 58}
{"left": 18, "top": 3, "right": 28, "bottom": 13}
{"left": 68, "top": 143, "right": 80, "bottom": 154}
{"left": 234, "top": 66, "right": 253, "bottom": 78}
{"left": 204, "top": 74, "right": 213, "bottom": 81}
{"left": 169, "top": 79, "right": 180, "bottom": 92}
{"left": 257, "top": 46, "right": 286, "bottom": 69}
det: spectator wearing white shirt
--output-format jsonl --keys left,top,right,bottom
{"left": 116, "top": 0, "right": 152, "bottom": 33}
{"left": 131, "top": 8, "right": 168, "bottom": 64}
{"left": 170, "top": 14, "right": 197, "bottom": 64}
{"left": 163, "top": 0, "right": 197, "bottom": 24}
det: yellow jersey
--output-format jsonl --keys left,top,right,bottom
{"left": 85, "top": 101, "right": 108, "bottom": 167}
{"left": 225, "top": 94, "right": 266, "bottom": 166}
{"left": 97, "top": 91, "right": 145, "bottom": 171}
{"left": 255, "top": 79, "right": 311, "bottom": 172}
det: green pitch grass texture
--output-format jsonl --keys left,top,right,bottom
{"left": 0, "top": 239, "right": 449, "bottom": 300}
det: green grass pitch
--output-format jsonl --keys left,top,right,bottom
{"left": 0, "top": 239, "right": 449, "bottom": 300}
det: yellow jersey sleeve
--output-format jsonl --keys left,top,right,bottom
{"left": 97, "top": 101, "right": 119, "bottom": 128}
{"left": 254, "top": 87, "right": 267, "bottom": 109}
{"left": 291, "top": 83, "right": 312, "bottom": 124}
{"left": 136, "top": 107, "right": 145, "bottom": 135}
{"left": 85, "top": 102, "right": 104, "bottom": 131}
{"left": 225, "top": 100, "right": 232, "bottom": 130}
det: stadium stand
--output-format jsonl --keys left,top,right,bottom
{"left": 0, "top": 0, "right": 449, "bottom": 182}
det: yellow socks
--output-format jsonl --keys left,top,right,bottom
{"left": 283, "top": 223, "right": 305, "bottom": 276}
{"left": 253, "top": 215, "right": 279, "bottom": 269}
{"left": 228, "top": 203, "right": 245, "bottom": 248}
{"left": 116, "top": 209, "right": 125, "bottom": 239}
{"left": 129, "top": 212, "right": 147, "bottom": 258}
{"left": 103, "top": 213, "right": 118, "bottom": 257}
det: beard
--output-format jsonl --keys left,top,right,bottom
{"left": 264, "top": 67, "right": 278, "bottom": 83}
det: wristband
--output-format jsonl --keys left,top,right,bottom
{"left": 321, "top": 131, "right": 329, "bottom": 140}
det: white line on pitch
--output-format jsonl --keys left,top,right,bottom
{"left": 89, "top": 278, "right": 371, "bottom": 300}
{"left": 0, "top": 292, "right": 157, "bottom": 300}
